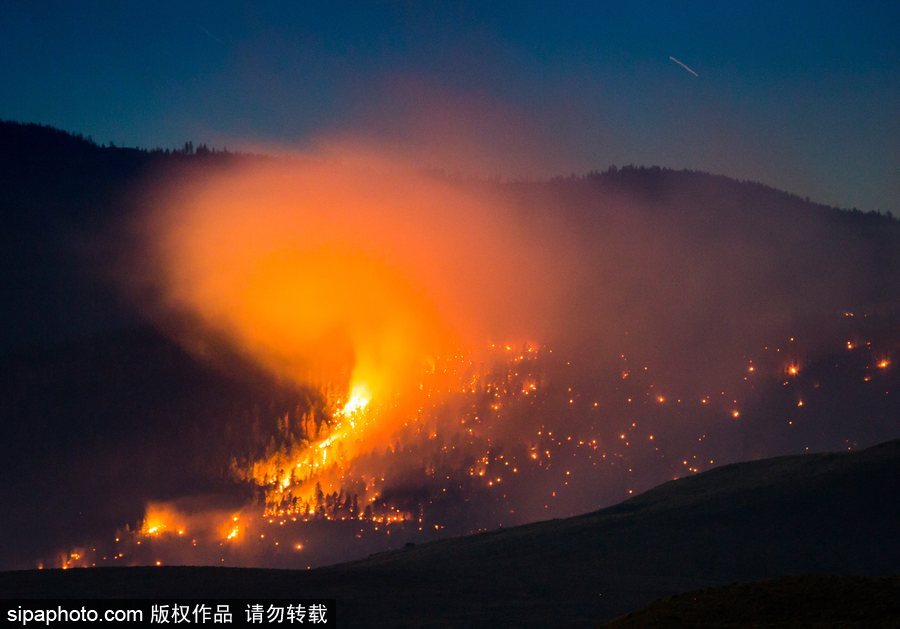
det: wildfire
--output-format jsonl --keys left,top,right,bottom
{"left": 140, "top": 503, "right": 187, "bottom": 538}
{"left": 338, "top": 383, "right": 371, "bottom": 417}
{"left": 242, "top": 379, "right": 384, "bottom": 516}
{"left": 53, "top": 308, "right": 897, "bottom": 571}
{"left": 231, "top": 341, "right": 557, "bottom": 525}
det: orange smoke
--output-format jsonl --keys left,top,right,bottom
{"left": 136, "top": 143, "right": 561, "bottom": 453}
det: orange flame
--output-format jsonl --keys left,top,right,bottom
{"left": 131, "top": 144, "right": 567, "bottom": 534}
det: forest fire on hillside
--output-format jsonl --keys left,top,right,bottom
{"left": 241, "top": 342, "right": 543, "bottom": 520}
{"left": 51, "top": 321, "right": 896, "bottom": 570}
{"left": 38, "top": 143, "right": 898, "bottom": 572}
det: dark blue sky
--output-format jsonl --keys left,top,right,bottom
{"left": 2, "top": 1, "right": 898, "bottom": 212}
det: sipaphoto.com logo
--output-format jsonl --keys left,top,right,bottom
{"left": 6, "top": 604, "right": 142, "bottom": 625}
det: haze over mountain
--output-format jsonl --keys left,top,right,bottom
{"left": 0, "top": 121, "right": 897, "bottom": 574}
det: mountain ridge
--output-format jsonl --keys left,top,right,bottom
{"left": 2, "top": 119, "right": 895, "bottom": 221}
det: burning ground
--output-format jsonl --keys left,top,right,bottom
{"left": 48, "top": 326, "right": 898, "bottom": 570}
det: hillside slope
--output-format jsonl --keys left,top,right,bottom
{"left": 607, "top": 575, "right": 900, "bottom": 628}
{"left": 3, "top": 439, "right": 898, "bottom": 627}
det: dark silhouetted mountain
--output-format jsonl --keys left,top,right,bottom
{"left": 0, "top": 121, "right": 239, "bottom": 350}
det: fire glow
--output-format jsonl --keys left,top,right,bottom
{"left": 123, "top": 145, "right": 566, "bottom": 547}
{"left": 47, "top": 144, "right": 895, "bottom": 572}
{"left": 137, "top": 145, "right": 560, "bottom": 428}
{"left": 51, "top": 325, "right": 896, "bottom": 570}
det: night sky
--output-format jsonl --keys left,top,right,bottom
{"left": 1, "top": 1, "right": 898, "bottom": 213}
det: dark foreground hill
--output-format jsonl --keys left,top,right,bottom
{"left": 3, "top": 439, "right": 898, "bottom": 627}
{"left": 607, "top": 575, "right": 900, "bottom": 628}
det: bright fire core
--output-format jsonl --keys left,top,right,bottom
{"left": 339, "top": 384, "right": 371, "bottom": 417}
